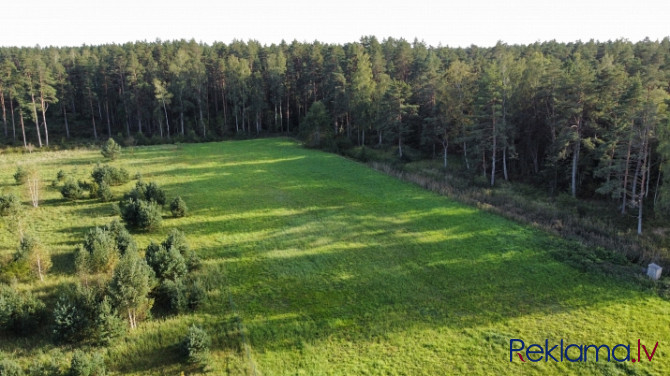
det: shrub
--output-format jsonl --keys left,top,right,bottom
{"left": 0, "top": 260, "right": 30, "bottom": 283}
{"left": 162, "top": 229, "right": 189, "bottom": 255}
{"left": 76, "top": 180, "right": 92, "bottom": 192}
{"left": 53, "top": 295, "right": 87, "bottom": 344}
{"left": 61, "top": 179, "right": 85, "bottom": 201}
{"left": 154, "top": 278, "right": 204, "bottom": 314}
{"left": 73, "top": 246, "right": 88, "bottom": 275}
{"left": 28, "top": 355, "right": 63, "bottom": 376}
{"left": 153, "top": 278, "right": 188, "bottom": 314}
{"left": 53, "top": 284, "right": 119, "bottom": 346}
{"left": 185, "top": 251, "right": 201, "bottom": 272}
{"left": 0, "top": 359, "right": 24, "bottom": 376}
{"left": 56, "top": 169, "right": 67, "bottom": 182}
{"left": 97, "top": 181, "right": 113, "bottom": 202}
{"left": 145, "top": 242, "right": 187, "bottom": 281}
{"left": 13, "top": 166, "right": 27, "bottom": 185}
{"left": 186, "top": 279, "right": 206, "bottom": 311}
{"left": 88, "top": 182, "right": 100, "bottom": 199}
{"left": 13, "top": 234, "right": 52, "bottom": 282}
{"left": 91, "top": 165, "right": 130, "bottom": 186}
{"left": 122, "top": 181, "right": 166, "bottom": 204}
{"left": 0, "top": 285, "right": 45, "bottom": 335}
{"left": 100, "top": 138, "right": 121, "bottom": 160}
{"left": 91, "top": 297, "right": 125, "bottom": 346}
{"left": 103, "top": 219, "right": 137, "bottom": 255}
{"left": 75, "top": 224, "right": 131, "bottom": 274}
{"left": 0, "top": 194, "right": 21, "bottom": 217}
{"left": 134, "top": 132, "right": 149, "bottom": 145}
{"left": 68, "top": 350, "right": 106, "bottom": 376}
{"left": 119, "top": 199, "right": 162, "bottom": 231}
{"left": 14, "top": 234, "right": 38, "bottom": 262}
{"left": 52, "top": 284, "right": 100, "bottom": 344}
{"left": 169, "top": 196, "right": 188, "bottom": 217}
{"left": 180, "top": 325, "right": 210, "bottom": 367}
{"left": 3, "top": 234, "right": 51, "bottom": 282}
{"left": 358, "top": 146, "right": 369, "bottom": 162}
{"left": 77, "top": 227, "right": 119, "bottom": 273}
{"left": 162, "top": 229, "right": 199, "bottom": 271}
{"left": 185, "top": 129, "right": 199, "bottom": 143}
{"left": 143, "top": 182, "right": 166, "bottom": 206}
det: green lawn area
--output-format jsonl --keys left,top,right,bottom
{"left": 0, "top": 139, "right": 668, "bottom": 375}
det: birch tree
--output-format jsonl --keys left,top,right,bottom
{"left": 153, "top": 78, "right": 172, "bottom": 138}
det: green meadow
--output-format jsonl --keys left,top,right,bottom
{"left": 0, "top": 138, "right": 669, "bottom": 375}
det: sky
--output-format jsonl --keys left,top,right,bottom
{"left": 1, "top": 0, "right": 669, "bottom": 48}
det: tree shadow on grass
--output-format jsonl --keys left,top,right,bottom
{"left": 50, "top": 250, "right": 75, "bottom": 275}
{"left": 136, "top": 151, "right": 658, "bottom": 357}
{"left": 19, "top": 139, "right": 662, "bottom": 373}
{"left": 179, "top": 203, "right": 651, "bottom": 355}
{"left": 68, "top": 202, "right": 117, "bottom": 220}
{"left": 238, "top": 246, "right": 643, "bottom": 352}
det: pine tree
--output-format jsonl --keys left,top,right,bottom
{"left": 556, "top": 53, "right": 596, "bottom": 197}
{"left": 382, "top": 80, "right": 417, "bottom": 158}
{"left": 348, "top": 44, "right": 375, "bottom": 145}
{"left": 108, "top": 252, "right": 155, "bottom": 329}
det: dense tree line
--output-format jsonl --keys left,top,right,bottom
{"left": 1, "top": 37, "right": 670, "bottom": 232}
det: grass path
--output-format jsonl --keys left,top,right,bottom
{"left": 1, "top": 139, "right": 669, "bottom": 375}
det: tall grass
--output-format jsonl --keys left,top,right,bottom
{"left": 367, "top": 159, "right": 668, "bottom": 272}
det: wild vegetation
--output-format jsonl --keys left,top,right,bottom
{"left": 0, "top": 139, "right": 668, "bottom": 374}
{"left": 1, "top": 38, "right": 669, "bottom": 238}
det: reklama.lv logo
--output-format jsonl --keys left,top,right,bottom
{"left": 510, "top": 339, "right": 659, "bottom": 363}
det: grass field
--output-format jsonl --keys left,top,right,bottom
{"left": 1, "top": 139, "right": 669, "bottom": 375}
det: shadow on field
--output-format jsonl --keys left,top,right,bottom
{"left": 59, "top": 225, "right": 102, "bottom": 240}
{"left": 35, "top": 139, "right": 649, "bottom": 374}
{"left": 132, "top": 145, "right": 651, "bottom": 355}
{"left": 51, "top": 250, "right": 76, "bottom": 275}
{"left": 70, "top": 202, "right": 116, "bottom": 219}
{"left": 42, "top": 156, "right": 99, "bottom": 168}
{"left": 183, "top": 207, "right": 644, "bottom": 354}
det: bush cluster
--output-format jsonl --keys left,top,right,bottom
{"left": 58, "top": 165, "right": 131, "bottom": 202}
{"left": 13, "top": 166, "right": 27, "bottom": 185}
{"left": 56, "top": 169, "right": 67, "bottom": 182}
{"left": 1, "top": 234, "right": 51, "bottom": 283}
{"left": 97, "top": 181, "right": 113, "bottom": 202}
{"left": 118, "top": 181, "right": 170, "bottom": 231}
{"left": 28, "top": 354, "right": 64, "bottom": 376}
{"left": 74, "top": 220, "right": 137, "bottom": 274}
{"left": 0, "top": 285, "right": 45, "bottom": 335}
{"left": 124, "top": 181, "right": 167, "bottom": 205}
{"left": 68, "top": 350, "right": 107, "bottom": 376}
{"left": 76, "top": 228, "right": 118, "bottom": 274}
{"left": 104, "top": 219, "right": 137, "bottom": 255}
{"left": 147, "top": 230, "right": 203, "bottom": 314}
{"left": 119, "top": 198, "right": 162, "bottom": 231}
{"left": 53, "top": 285, "right": 125, "bottom": 346}
{"left": 91, "top": 165, "right": 130, "bottom": 187}
{"left": 170, "top": 196, "right": 188, "bottom": 218}
{"left": 0, "top": 194, "right": 21, "bottom": 216}
{"left": 60, "top": 179, "right": 86, "bottom": 201}
{"left": 0, "top": 359, "right": 24, "bottom": 376}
